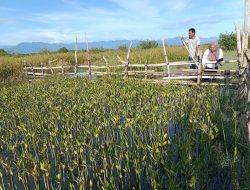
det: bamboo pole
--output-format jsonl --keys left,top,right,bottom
{"left": 103, "top": 56, "right": 110, "bottom": 75}
{"left": 235, "top": 24, "right": 242, "bottom": 68}
{"left": 41, "top": 62, "right": 44, "bottom": 76}
{"left": 244, "top": 0, "right": 249, "bottom": 50}
{"left": 61, "top": 59, "right": 64, "bottom": 75}
{"left": 72, "top": 37, "right": 77, "bottom": 75}
{"left": 241, "top": 31, "right": 246, "bottom": 69}
{"left": 124, "top": 41, "right": 132, "bottom": 78}
{"left": 85, "top": 33, "right": 91, "bottom": 76}
{"left": 244, "top": 0, "right": 250, "bottom": 142}
{"left": 49, "top": 61, "right": 54, "bottom": 75}
{"left": 24, "top": 60, "right": 28, "bottom": 77}
{"left": 163, "top": 39, "right": 170, "bottom": 81}
{"left": 145, "top": 60, "right": 148, "bottom": 79}
{"left": 74, "top": 36, "right": 78, "bottom": 75}
{"left": 197, "top": 64, "right": 201, "bottom": 84}
{"left": 30, "top": 64, "right": 35, "bottom": 78}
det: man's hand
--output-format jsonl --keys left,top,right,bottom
{"left": 181, "top": 37, "right": 186, "bottom": 46}
{"left": 193, "top": 54, "right": 198, "bottom": 62}
{"left": 216, "top": 61, "right": 223, "bottom": 66}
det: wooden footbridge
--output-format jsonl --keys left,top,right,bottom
{"left": 23, "top": 25, "right": 243, "bottom": 86}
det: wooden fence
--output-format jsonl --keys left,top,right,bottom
{"left": 24, "top": 58, "right": 239, "bottom": 85}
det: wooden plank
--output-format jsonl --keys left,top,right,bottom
{"left": 182, "top": 69, "right": 238, "bottom": 73}
{"left": 168, "top": 61, "right": 195, "bottom": 66}
{"left": 163, "top": 76, "right": 235, "bottom": 80}
{"left": 27, "top": 72, "right": 50, "bottom": 76}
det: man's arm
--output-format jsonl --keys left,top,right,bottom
{"left": 181, "top": 37, "right": 187, "bottom": 45}
{"left": 195, "top": 45, "right": 200, "bottom": 58}
{"left": 195, "top": 38, "right": 201, "bottom": 58}
{"left": 216, "top": 49, "right": 224, "bottom": 65}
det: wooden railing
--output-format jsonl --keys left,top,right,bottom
{"left": 24, "top": 58, "right": 239, "bottom": 85}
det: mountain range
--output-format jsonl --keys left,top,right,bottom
{"left": 2, "top": 37, "right": 218, "bottom": 54}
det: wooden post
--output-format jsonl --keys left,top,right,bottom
{"left": 125, "top": 41, "right": 132, "bottom": 78}
{"left": 41, "top": 62, "right": 44, "bottom": 76}
{"left": 242, "top": 0, "right": 250, "bottom": 143}
{"left": 197, "top": 63, "right": 201, "bottom": 85}
{"left": 241, "top": 0, "right": 249, "bottom": 70}
{"left": 197, "top": 51, "right": 203, "bottom": 85}
{"left": 73, "top": 36, "right": 78, "bottom": 75}
{"left": 103, "top": 56, "right": 110, "bottom": 75}
{"left": 30, "top": 64, "right": 35, "bottom": 78}
{"left": 75, "top": 36, "right": 78, "bottom": 65}
{"left": 241, "top": 31, "right": 246, "bottom": 69}
{"left": 245, "top": 0, "right": 250, "bottom": 142}
{"left": 74, "top": 63, "right": 77, "bottom": 75}
{"left": 85, "top": 33, "right": 91, "bottom": 76}
{"left": 49, "top": 60, "right": 54, "bottom": 75}
{"left": 244, "top": 0, "right": 249, "bottom": 50}
{"left": 163, "top": 39, "right": 170, "bottom": 81}
{"left": 235, "top": 24, "right": 242, "bottom": 69}
{"left": 61, "top": 59, "right": 64, "bottom": 75}
{"left": 145, "top": 60, "right": 148, "bottom": 79}
{"left": 24, "top": 60, "right": 28, "bottom": 78}
{"left": 124, "top": 62, "right": 128, "bottom": 78}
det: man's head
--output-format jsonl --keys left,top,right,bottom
{"left": 188, "top": 28, "right": 196, "bottom": 39}
{"left": 209, "top": 42, "right": 219, "bottom": 52}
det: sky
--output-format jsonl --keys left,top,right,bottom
{"left": 0, "top": 0, "right": 245, "bottom": 46}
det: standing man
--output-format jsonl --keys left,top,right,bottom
{"left": 181, "top": 28, "right": 201, "bottom": 69}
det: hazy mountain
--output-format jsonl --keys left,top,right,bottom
{"left": 4, "top": 37, "right": 218, "bottom": 54}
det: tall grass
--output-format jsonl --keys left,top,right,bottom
{"left": 0, "top": 46, "right": 238, "bottom": 83}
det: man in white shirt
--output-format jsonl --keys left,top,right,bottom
{"left": 182, "top": 28, "right": 201, "bottom": 69}
{"left": 202, "top": 42, "right": 223, "bottom": 69}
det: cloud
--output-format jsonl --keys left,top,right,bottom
{"left": 0, "top": 18, "right": 16, "bottom": 24}
{"left": 0, "top": 6, "right": 19, "bottom": 12}
{"left": 0, "top": 30, "right": 71, "bottom": 45}
{"left": 162, "top": 13, "right": 241, "bottom": 30}
{"left": 161, "top": 0, "right": 191, "bottom": 12}
{"left": 0, "top": 0, "right": 245, "bottom": 45}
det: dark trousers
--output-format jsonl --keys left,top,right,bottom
{"left": 188, "top": 56, "right": 200, "bottom": 69}
{"left": 204, "top": 66, "right": 218, "bottom": 82}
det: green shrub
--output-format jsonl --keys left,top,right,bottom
{"left": 217, "top": 32, "right": 250, "bottom": 51}
{"left": 58, "top": 47, "right": 69, "bottom": 53}
{"left": 117, "top": 44, "right": 128, "bottom": 51}
{"left": 89, "top": 47, "right": 106, "bottom": 53}
{"left": 0, "top": 48, "right": 8, "bottom": 56}
{"left": 137, "top": 40, "right": 159, "bottom": 49}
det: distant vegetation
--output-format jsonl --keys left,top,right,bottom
{"left": 117, "top": 44, "right": 128, "bottom": 52}
{"left": 39, "top": 48, "right": 53, "bottom": 54}
{"left": 0, "top": 48, "right": 9, "bottom": 56}
{"left": 137, "top": 40, "right": 159, "bottom": 49}
{"left": 89, "top": 47, "right": 106, "bottom": 53}
{"left": 58, "top": 47, "right": 69, "bottom": 53}
{"left": 218, "top": 32, "right": 250, "bottom": 50}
